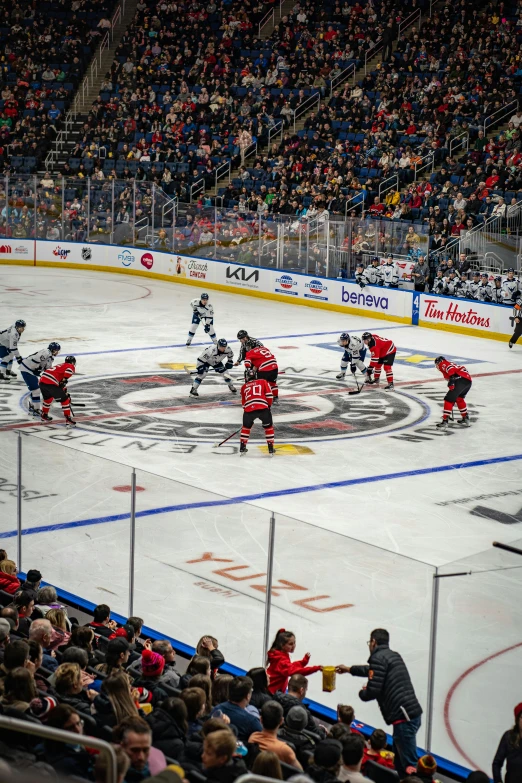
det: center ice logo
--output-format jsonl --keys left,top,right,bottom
{"left": 305, "top": 279, "right": 328, "bottom": 301}
{"left": 275, "top": 274, "right": 298, "bottom": 296}
{"left": 67, "top": 371, "right": 425, "bottom": 444}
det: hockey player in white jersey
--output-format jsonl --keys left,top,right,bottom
{"left": 362, "top": 257, "right": 382, "bottom": 287}
{"left": 381, "top": 256, "right": 399, "bottom": 288}
{"left": 186, "top": 293, "right": 217, "bottom": 346}
{"left": 190, "top": 338, "right": 236, "bottom": 397}
{"left": 465, "top": 271, "right": 481, "bottom": 299}
{"left": 20, "top": 342, "right": 61, "bottom": 415}
{"left": 431, "top": 269, "right": 446, "bottom": 294}
{"left": 444, "top": 269, "right": 466, "bottom": 297}
{"left": 500, "top": 268, "right": 520, "bottom": 305}
{"left": 336, "top": 333, "right": 368, "bottom": 380}
{"left": 477, "top": 273, "right": 492, "bottom": 302}
{"left": 490, "top": 276, "right": 504, "bottom": 304}
{"left": 0, "top": 319, "right": 26, "bottom": 381}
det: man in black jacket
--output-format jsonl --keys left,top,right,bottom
{"left": 336, "top": 628, "right": 422, "bottom": 777}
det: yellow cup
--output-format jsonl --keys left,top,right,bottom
{"left": 322, "top": 666, "right": 336, "bottom": 692}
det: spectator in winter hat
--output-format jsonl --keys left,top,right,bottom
{"left": 308, "top": 739, "right": 343, "bottom": 783}
{"left": 414, "top": 754, "right": 439, "bottom": 782}
{"left": 493, "top": 702, "right": 522, "bottom": 783}
{"left": 133, "top": 646, "right": 169, "bottom": 703}
{"left": 278, "top": 705, "right": 318, "bottom": 768}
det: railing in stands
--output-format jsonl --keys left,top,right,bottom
{"left": 344, "top": 191, "right": 366, "bottom": 217}
{"left": 214, "top": 160, "right": 231, "bottom": 191}
{"left": 449, "top": 131, "right": 469, "bottom": 158}
{"left": 483, "top": 98, "right": 519, "bottom": 136}
{"left": 0, "top": 715, "right": 118, "bottom": 783}
{"left": 240, "top": 140, "right": 258, "bottom": 166}
{"left": 414, "top": 152, "right": 435, "bottom": 182}
{"left": 329, "top": 62, "right": 356, "bottom": 98}
{"left": 364, "top": 39, "right": 382, "bottom": 74}
{"left": 258, "top": 7, "right": 274, "bottom": 36}
{"left": 378, "top": 173, "right": 399, "bottom": 201}
{"left": 398, "top": 7, "right": 421, "bottom": 37}
{"left": 268, "top": 120, "right": 284, "bottom": 147}
{"left": 291, "top": 92, "right": 320, "bottom": 131}
{"left": 190, "top": 177, "right": 205, "bottom": 203}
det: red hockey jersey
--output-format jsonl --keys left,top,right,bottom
{"left": 40, "top": 362, "right": 76, "bottom": 386}
{"left": 368, "top": 334, "right": 396, "bottom": 365}
{"left": 244, "top": 346, "right": 278, "bottom": 373}
{"left": 436, "top": 359, "right": 471, "bottom": 382}
{"left": 241, "top": 379, "right": 273, "bottom": 412}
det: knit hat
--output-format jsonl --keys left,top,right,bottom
{"left": 142, "top": 647, "right": 165, "bottom": 677}
{"left": 30, "top": 695, "right": 58, "bottom": 720}
{"left": 313, "top": 739, "right": 343, "bottom": 769}
{"left": 26, "top": 569, "right": 42, "bottom": 584}
{"left": 286, "top": 706, "right": 308, "bottom": 732}
{"left": 113, "top": 627, "right": 130, "bottom": 639}
{"left": 417, "top": 755, "right": 437, "bottom": 776}
{"left": 514, "top": 703, "right": 522, "bottom": 721}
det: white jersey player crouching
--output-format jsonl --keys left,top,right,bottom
{"left": 336, "top": 333, "right": 368, "bottom": 380}
{"left": 190, "top": 339, "right": 237, "bottom": 397}
{"left": 0, "top": 319, "right": 26, "bottom": 380}
{"left": 187, "top": 293, "right": 217, "bottom": 346}
{"left": 20, "top": 342, "right": 61, "bottom": 416}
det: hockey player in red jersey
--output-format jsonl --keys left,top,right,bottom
{"left": 434, "top": 356, "right": 472, "bottom": 428}
{"left": 244, "top": 345, "right": 279, "bottom": 403}
{"left": 39, "top": 356, "right": 77, "bottom": 425}
{"left": 240, "top": 366, "right": 275, "bottom": 456}
{"left": 361, "top": 332, "right": 396, "bottom": 390}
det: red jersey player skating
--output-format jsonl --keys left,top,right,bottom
{"left": 361, "top": 332, "right": 396, "bottom": 390}
{"left": 244, "top": 345, "right": 279, "bottom": 403}
{"left": 39, "top": 356, "right": 77, "bottom": 426}
{"left": 434, "top": 356, "right": 472, "bottom": 428}
{"left": 240, "top": 366, "right": 275, "bottom": 456}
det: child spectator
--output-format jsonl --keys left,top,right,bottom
{"left": 196, "top": 635, "right": 225, "bottom": 677}
{"left": 266, "top": 629, "right": 322, "bottom": 694}
{"left": 415, "top": 754, "right": 440, "bottom": 782}
{"left": 362, "top": 729, "right": 395, "bottom": 771}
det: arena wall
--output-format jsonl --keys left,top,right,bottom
{"left": 0, "top": 239, "right": 516, "bottom": 341}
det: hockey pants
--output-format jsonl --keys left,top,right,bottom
{"left": 241, "top": 408, "right": 274, "bottom": 446}
{"left": 39, "top": 383, "right": 72, "bottom": 418}
{"left": 442, "top": 378, "right": 472, "bottom": 420}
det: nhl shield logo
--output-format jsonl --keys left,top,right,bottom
{"left": 81, "top": 247, "right": 92, "bottom": 261}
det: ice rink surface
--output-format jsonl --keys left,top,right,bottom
{"left": 1, "top": 265, "right": 522, "bottom": 773}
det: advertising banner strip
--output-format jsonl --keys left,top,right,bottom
{"left": 5, "top": 239, "right": 516, "bottom": 339}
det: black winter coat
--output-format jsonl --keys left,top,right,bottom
{"left": 204, "top": 757, "right": 248, "bottom": 783}
{"left": 146, "top": 707, "right": 186, "bottom": 761}
{"left": 273, "top": 691, "right": 321, "bottom": 735}
{"left": 493, "top": 730, "right": 522, "bottom": 783}
{"left": 350, "top": 643, "right": 422, "bottom": 725}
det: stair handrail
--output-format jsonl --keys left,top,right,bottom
{"left": 449, "top": 131, "right": 469, "bottom": 158}
{"left": 214, "top": 160, "right": 231, "bottom": 191}
{"left": 291, "top": 92, "right": 320, "bottom": 132}
{"left": 378, "top": 173, "right": 399, "bottom": 201}
{"left": 258, "top": 7, "right": 274, "bottom": 37}
{"left": 190, "top": 177, "right": 205, "bottom": 203}
{"left": 483, "top": 99, "right": 519, "bottom": 136}
{"left": 329, "top": 63, "right": 356, "bottom": 98}
{"left": 364, "top": 39, "right": 383, "bottom": 75}
{"left": 398, "top": 7, "right": 421, "bottom": 37}
{"left": 413, "top": 151, "right": 435, "bottom": 182}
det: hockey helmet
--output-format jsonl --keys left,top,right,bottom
{"left": 15, "top": 319, "right": 26, "bottom": 330}
{"left": 237, "top": 329, "right": 248, "bottom": 340}
{"left": 48, "top": 342, "right": 61, "bottom": 354}
{"left": 200, "top": 293, "right": 209, "bottom": 300}
{"left": 481, "top": 273, "right": 489, "bottom": 279}
{"left": 338, "top": 332, "right": 350, "bottom": 346}
{"left": 371, "top": 256, "right": 380, "bottom": 263}
{"left": 507, "top": 267, "right": 515, "bottom": 273}
{"left": 434, "top": 356, "right": 445, "bottom": 366}
{"left": 217, "top": 338, "right": 228, "bottom": 351}
{"left": 64, "top": 355, "right": 76, "bottom": 365}
{"left": 244, "top": 366, "right": 257, "bottom": 381}
{"left": 473, "top": 271, "right": 480, "bottom": 277}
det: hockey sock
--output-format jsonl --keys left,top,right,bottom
{"left": 61, "top": 397, "right": 72, "bottom": 417}
{"left": 208, "top": 326, "right": 217, "bottom": 343}
{"left": 374, "top": 365, "right": 382, "bottom": 381}
{"left": 30, "top": 392, "right": 41, "bottom": 410}
{"left": 269, "top": 381, "right": 278, "bottom": 399}
{"left": 456, "top": 398, "right": 468, "bottom": 417}
{"left": 42, "top": 398, "right": 52, "bottom": 416}
{"left": 187, "top": 327, "right": 197, "bottom": 343}
{"left": 384, "top": 366, "right": 394, "bottom": 384}
{"left": 442, "top": 400, "right": 454, "bottom": 420}
{"left": 263, "top": 424, "right": 275, "bottom": 444}
{"left": 240, "top": 427, "right": 251, "bottom": 446}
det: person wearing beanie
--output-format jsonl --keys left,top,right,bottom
{"left": 493, "top": 702, "right": 522, "bottom": 783}
{"left": 415, "top": 754, "right": 439, "bottom": 782}
{"left": 278, "top": 705, "right": 319, "bottom": 767}
{"left": 133, "top": 646, "right": 169, "bottom": 705}
{"left": 127, "top": 639, "right": 181, "bottom": 689}
{"left": 307, "top": 739, "right": 343, "bottom": 783}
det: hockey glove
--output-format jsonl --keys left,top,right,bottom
{"left": 215, "top": 363, "right": 225, "bottom": 373}
{"left": 59, "top": 379, "right": 67, "bottom": 388}
{"left": 16, "top": 356, "right": 23, "bottom": 364}
{"left": 336, "top": 371, "right": 346, "bottom": 380}
{"left": 358, "top": 282, "right": 366, "bottom": 289}
{"left": 204, "top": 323, "right": 211, "bottom": 333}
{"left": 350, "top": 364, "right": 357, "bottom": 375}
{"left": 225, "top": 361, "right": 233, "bottom": 370}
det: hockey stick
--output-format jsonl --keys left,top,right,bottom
{"left": 348, "top": 372, "right": 363, "bottom": 395}
{"left": 213, "top": 429, "right": 240, "bottom": 448}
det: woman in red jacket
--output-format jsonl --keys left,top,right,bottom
{"left": 266, "top": 629, "right": 322, "bottom": 694}
{"left": 0, "top": 559, "right": 21, "bottom": 594}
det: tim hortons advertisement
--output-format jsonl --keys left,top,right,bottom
{"left": 419, "top": 294, "right": 514, "bottom": 337}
